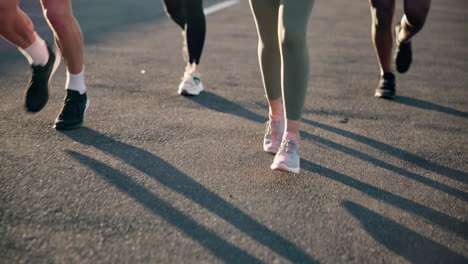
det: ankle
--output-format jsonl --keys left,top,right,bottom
{"left": 268, "top": 98, "right": 283, "bottom": 119}
{"left": 284, "top": 131, "right": 300, "bottom": 143}
{"left": 269, "top": 112, "right": 283, "bottom": 120}
{"left": 186, "top": 63, "right": 199, "bottom": 74}
{"left": 382, "top": 72, "right": 395, "bottom": 80}
{"left": 19, "top": 32, "right": 49, "bottom": 66}
{"left": 66, "top": 68, "right": 87, "bottom": 95}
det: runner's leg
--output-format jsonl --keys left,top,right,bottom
{"left": 41, "top": 0, "right": 88, "bottom": 129}
{"left": 184, "top": 0, "right": 205, "bottom": 66}
{"left": 0, "top": 0, "right": 35, "bottom": 48}
{"left": 0, "top": 0, "right": 56, "bottom": 112}
{"left": 279, "top": 0, "right": 314, "bottom": 133}
{"left": 41, "top": 0, "right": 83, "bottom": 74}
{"left": 369, "top": 0, "right": 396, "bottom": 75}
{"left": 249, "top": 0, "right": 282, "bottom": 117}
{"left": 0, "top": 0, "right": 49, "bottom": 65}
{"left": 398, "top": 0, "right": 431, "bottom": 42}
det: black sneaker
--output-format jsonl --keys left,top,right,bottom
{"left": 394, "top": 24, "right": 412, "bottom": 73}
{"left": 54, "top": 90, "right": 89, "bottom": 130}
{"left": 374, "top": 72, "right": 396, "bottom": 99}
{"left": 24, "top": 43, "right": 59, "bottom": 112}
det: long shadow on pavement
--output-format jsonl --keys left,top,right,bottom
{"left": 342, "top": 201, "right": 467, "bottom": 264}
{"left": 190, "top": 93, "right": 466, "bottom": 200}
{"left": 68, "top": 150, "right": 261, "bottom": 264}
{"left": 186, "top": 92, "right": 268, "bottom": 123}
{"left": 300, "top": 132, "right": 468, "bottom": 201}
{"left": 63, "top": 128, "right": 318, "bottom": 264}
{"left": 253, "top": 102, "right": 467, "bottom": 185}
{"left": 185, "top": 92, "right": 468, "bottom": 240}
{"left": 394, "top": 96, "right": 468, "bottom": 119}
{"left": 301, "top": 159, "right": 468, "bottom": 240}
{"left": 302, "top": 119, "right": 468, "bottom": 184}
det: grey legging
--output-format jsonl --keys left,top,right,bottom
{"left": 249, "top": 0, "right": 314, "bottom": 120}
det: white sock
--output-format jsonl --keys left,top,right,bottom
{"left": 18, "top": 32, "right": 49, "bottom": 66}
{"left": 66, "top": 68, "right": 87, "bottom": 95}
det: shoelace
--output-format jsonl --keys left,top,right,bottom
{"left": 59, "top": 96, "right": 80, "bottom": 118}
{"left": 265, "top": 121, "right": 272, "bottom": 135}
{"left": 279, "top": 140, "right": 297, "bottom": 154}
{"left": 266, "top": 119, "right": 282, "bottom": 137}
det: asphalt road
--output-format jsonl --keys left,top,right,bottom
{"left": 1, "top": 0, "right": 467, "bottom": 263}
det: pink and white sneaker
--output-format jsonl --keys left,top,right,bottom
{"left": 271, "top": 133, "right": 300, "bottom": 174}
{"left": 178, "top": 67, "right": 204, "bottom": 96}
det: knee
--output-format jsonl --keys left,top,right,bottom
{"left": 406, "top": 16, "right": 426, "bottom": 32}
{"left": 405, "top": 7, "right": 430, "bottom": 31}
{"left": 258, "top": 38, "right": 278, "bottom": 54}
{"left": 43, "top": 3, "right": 73, "bottom": 34}
{"left": 370, "top": 0, "right": 394, "bottom": 31}
{"left": 256, "top": 27, "right": 279, "bottom": 52}
{"left": 279, "top": 26, "right": 306, "bottom": 52}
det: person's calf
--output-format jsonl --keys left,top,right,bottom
{"left": 398, "top": 13, "right": 427, "bottom": 42}
{"left": 369, "top": 0, "right": 395, "bottom": 32}
{"left": 44, "top": 8, "right": 74, "bottom": 36}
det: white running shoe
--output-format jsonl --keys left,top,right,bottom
{"left": 178, "top": 69, "right": 204, "bottom": 96}
{"left": 271, "top": 138, "right": 300, "bottom": 174}
{"left": 263, "top": 116, "right": 285, "bottom": 154}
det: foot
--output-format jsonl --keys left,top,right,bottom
{"left": 263, "top": 116, "right": 285, "bottom": 154}
{"left": 271, "top": 136, "right": 300, "bottom": 174}
{"left": 54, "top": 90, "right": 89, "bottom": 130}
{"left": 178, "top": 69, "right": 204, "bottom": 96}
{"left": 394, "top": 24, "right": 412, "bottom": 74}
{"left": 374, "top": 72, "right": 396, "bottom": 99}
{"left": 24, "top": 43, "right": 60, "bottom": 112}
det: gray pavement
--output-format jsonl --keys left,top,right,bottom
{"left": 1, "top": 0, "right": 467, "bottom": 263}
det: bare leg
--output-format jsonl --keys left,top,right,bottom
{"left": 369, "top": 0, "right": 395, "bottom": 75}
{"left": 398, "top": 0, "right": 431, "bottom": 42}
{"left": 41, "top": 0, "right": 84, "bottom": 74}
{"left": 0, "top": 0, "right": 36, "bottom": 49}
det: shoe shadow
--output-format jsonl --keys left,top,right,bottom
{"left": 184, "top": 93, "right": 467, "bottom": 239}
{"left": 394, "top": 96, "right": 468, "bottom": 119}
{"left": 186, "top": 92, "right": 467, "bottom": 200}
{"left": 202, "top": 96, "right": 467, "bottom": 188}
{"left": 67, "top": 150, "right": 261, "bottom": 263}
{"left": 342, "top": 201, "right": 467, "bottom": 264}
{"left": 300, "top": 131, "right": 468, "bottom": 201}
{"left": 185, "top": 91, "right": 268, "bottom": 123}
{"left": 62, "top": 128, "right": 318, "bottom": 264}
{"left": 301, "top": 159, "right": 468, "bottom": 240}
{"left": 303, "top": 119, "right": 468, "bottom": 184}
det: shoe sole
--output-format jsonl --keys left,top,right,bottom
{"left": 271, "top": 163, "right": 300, "bottom": 174}
{"left": 179, "top": 88, "right": 203, "bottom": 96}
{"left": 25, "top": 47, "right": 61, "bottom": 113}
{"left": 263, "top": 146, "right": 278, "bottom": 155}
{"left": 54, "top": 121, "right": 83, "bottom": 130}
{"left": 374, "top": 91, "right": 395, "bottom": 99}
{"left": 54, "top": 96, "right": 90, "bottom": 130}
